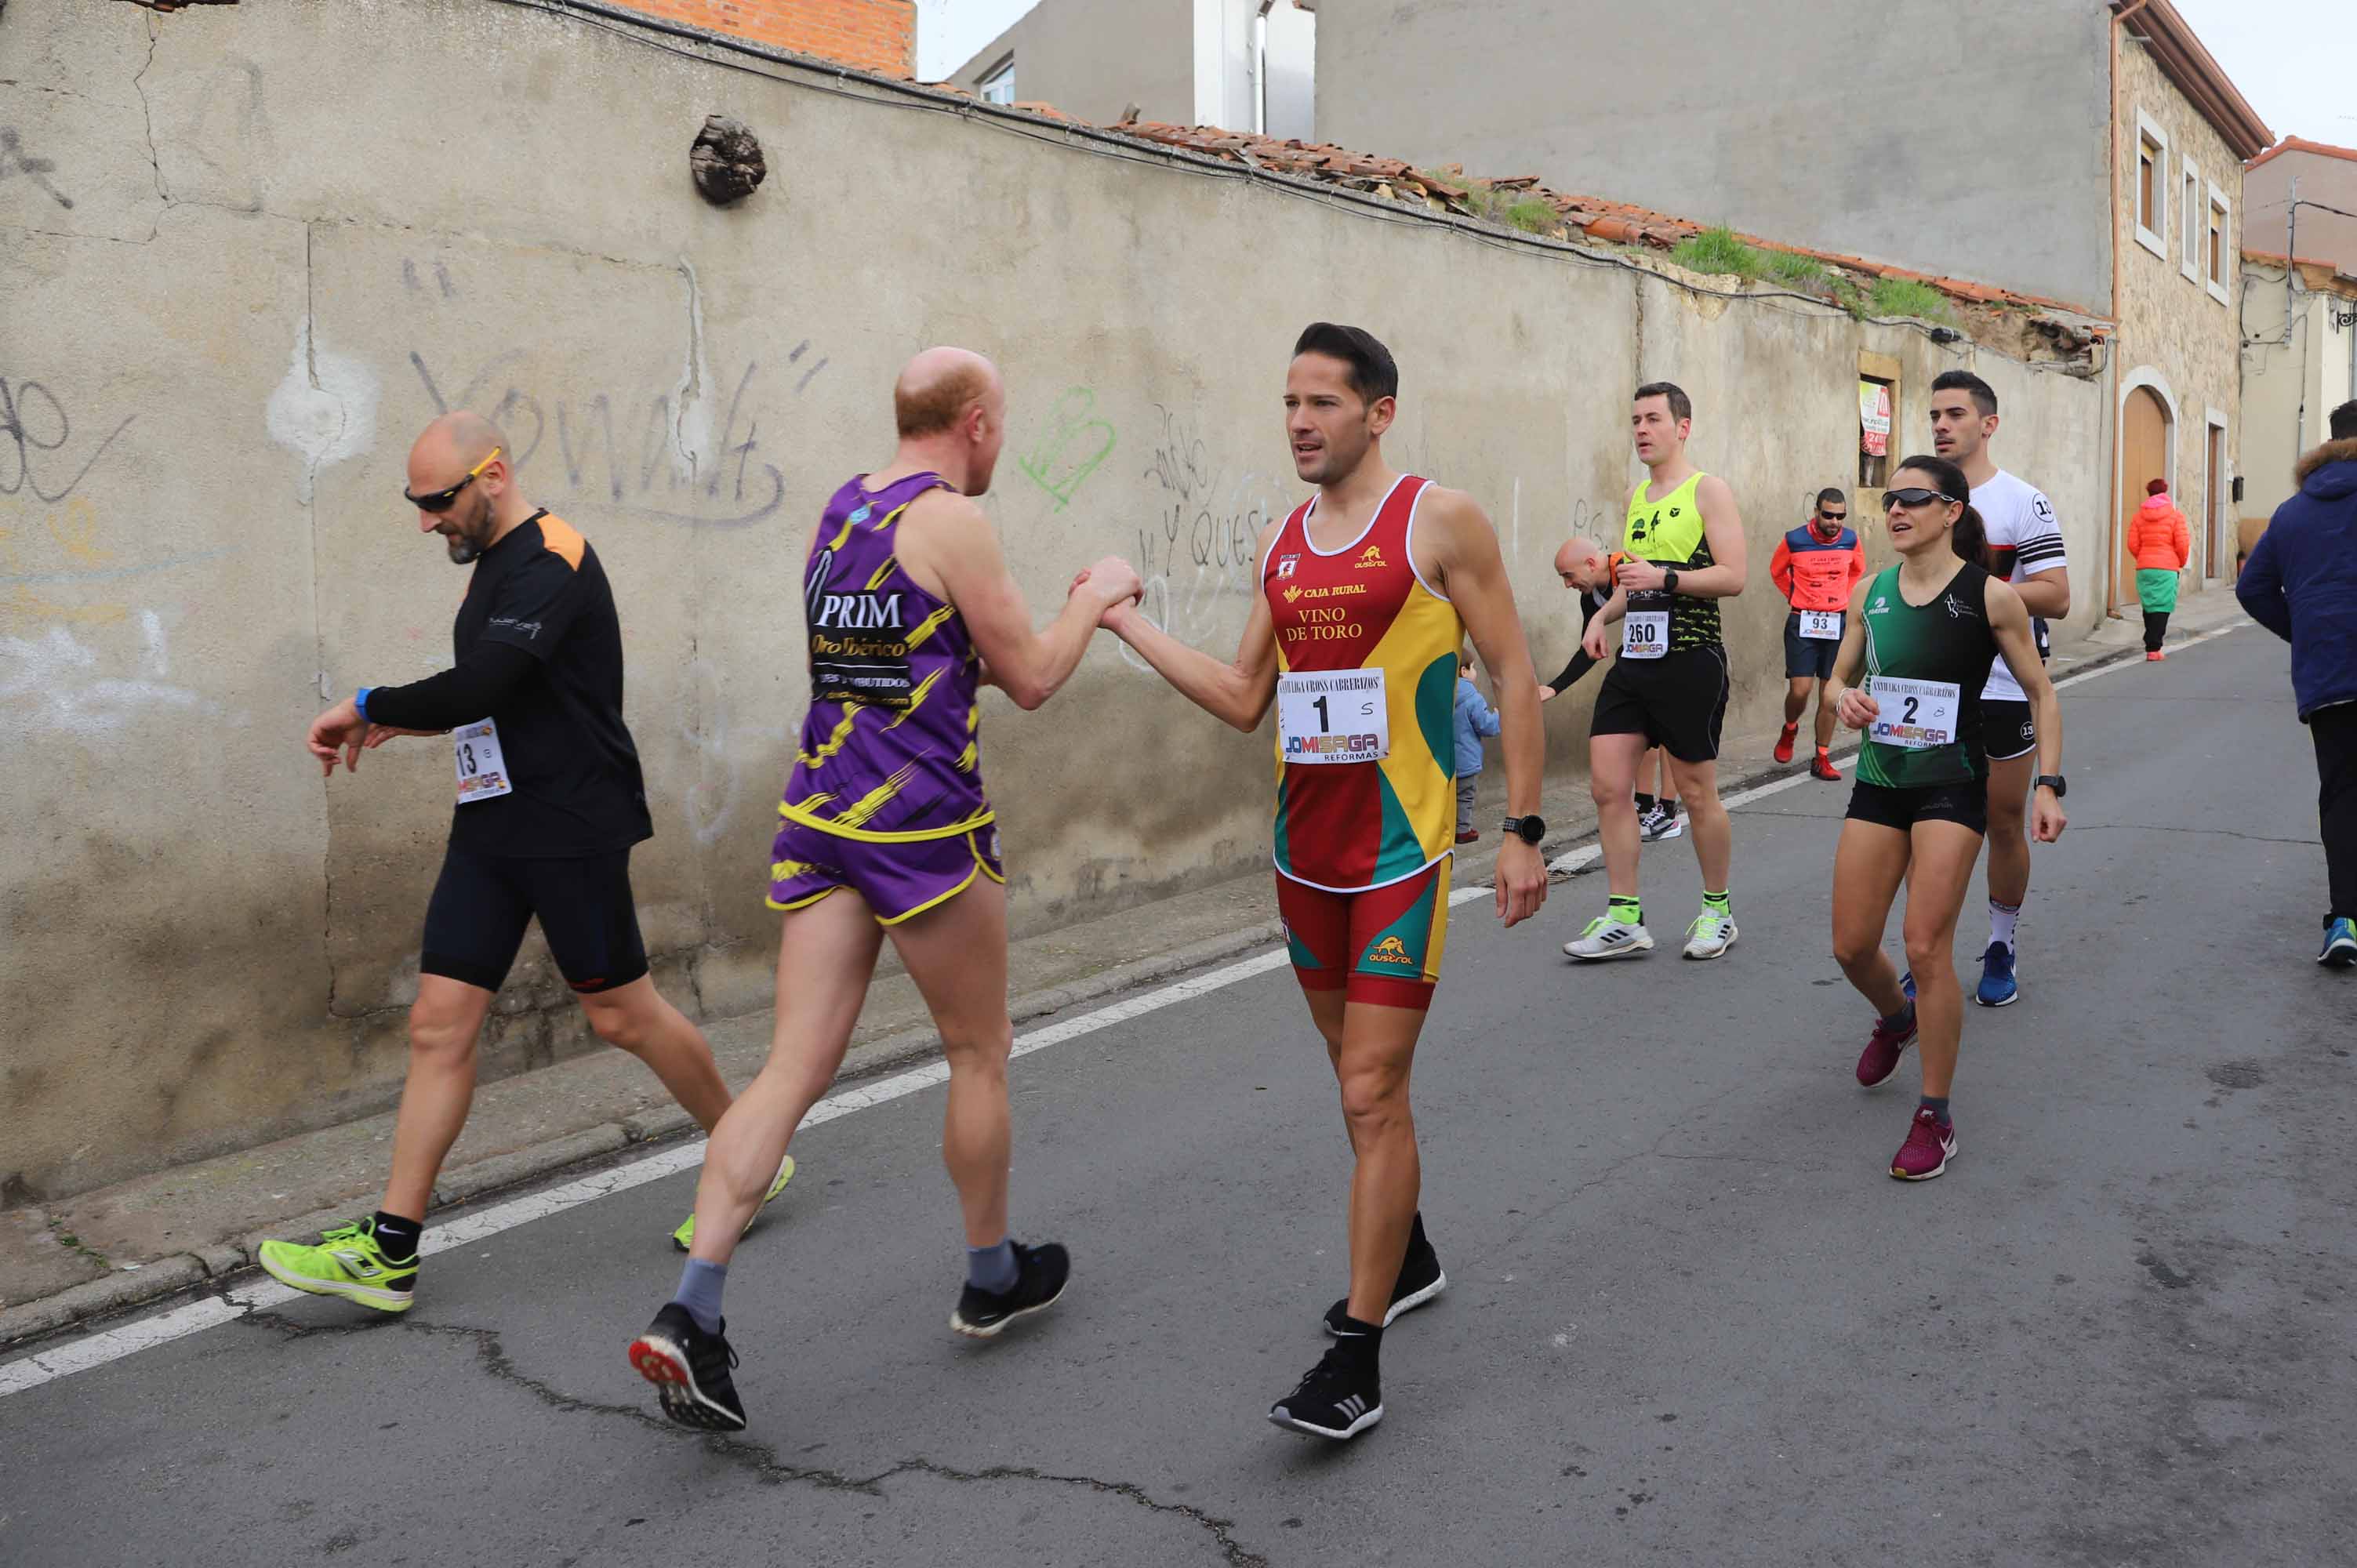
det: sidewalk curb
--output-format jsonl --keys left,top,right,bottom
{"left": 0, "top": 616, "right": 2236, "bottom": 1351}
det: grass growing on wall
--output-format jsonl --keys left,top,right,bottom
{"left": 1453, "top": 180, "right": 1561, "bottom": 235}
{"left": 1669, "top": 225, "right": 1764, "bottom": 279}
{"left": 1867, "top": 278, "right": 1954, "bottom": 323}
{"left": 1762, "top": 250, "right": 1830, "bottom": 290}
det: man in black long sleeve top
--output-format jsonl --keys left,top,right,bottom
{"left": 1542, "top": 536, "right": 1613, "bottom": 699}
{"left": 256, "top": 412, "right": 786, "bottom": 1315}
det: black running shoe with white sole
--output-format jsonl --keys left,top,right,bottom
{"left": 1268, "top": 1347, "right": 1383, "bottom": 1440}
{"left": 1323, "top": 1237, "right": 1446, "bottom": 1334}
{"left": 949, "top": 1240, "right": 1070, "bottom": 1338}
{"left": 629, "top": 1303, "right": 746, "bottom": 1432}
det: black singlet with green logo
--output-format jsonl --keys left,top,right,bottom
{"left": 1857, "top": 561, "right": 1998, "bottom": 789}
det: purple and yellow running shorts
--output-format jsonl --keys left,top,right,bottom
{"left": 765, "top": 820, "right": 1004, "bottom": 926}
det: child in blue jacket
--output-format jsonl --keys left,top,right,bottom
{"left": 1453, "top": 650, "right": 1502, "bottom": 844}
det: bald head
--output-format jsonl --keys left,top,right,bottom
{"left": 407, "top": 410, "right": 519, "bottom": 563}
{"left": 412, "top": 410, "right": 507, "bottom": 475}
{"left": 895, "top": 347, "right": 1001, "bottom": 439}
{"left": 1556, "top": 535, "right": 1607, "bottom": 592}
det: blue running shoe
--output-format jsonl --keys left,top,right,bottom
{"left": 1900, "top": 970, "right": 1916, "bottom": 1003}
{"left": 1974, "top": 942, "right": 2019, "bottom": 1007}
{"left": 2321, "top": 917, "right": 2357, "bottom": 969}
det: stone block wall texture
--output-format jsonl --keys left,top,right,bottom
{"left": 2114, "top": 33, "right": 2246, "bottom": 581}
{"left": 608, "top": 0, "right": 913, "bottom": 74}
{"left": 0, "top": 0, "right": 2105, "bottom": 1200}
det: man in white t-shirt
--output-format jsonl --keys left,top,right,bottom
{"left": 1929, "top": 371, "right": 2071, "bottom": 1007}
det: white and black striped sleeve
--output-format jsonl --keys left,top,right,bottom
{"left": 2016, "top": 489, "right": 2068, "bottom": 573}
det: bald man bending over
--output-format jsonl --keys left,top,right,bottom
{"left": 260, "top": 414, "right": 780, "bottom": 1316}
{"left": 629, "top": 349, "right": 1142, "bottom": 1432}
{"left": 1542, "top": 535, "right": 1612, "bottom": 702}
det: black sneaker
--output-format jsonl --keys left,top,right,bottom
{"left": 1268, "top": 1346, "right": 1384, "bottom": 1440}
{"left": 949, "top": 1240, "right": 1070, "bottom": 1338}
{"left": 629, "top": 1303, "right": 746, "bottom": 1432}
{"left": 1322, "top": 1237, "right": 1447, "bottom": 1334}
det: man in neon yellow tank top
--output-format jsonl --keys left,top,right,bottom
{"left": 1565, "top": 382, "right": 1749, "bottom": 961}
{"left": 1106, "top": 322, "right": 1549, "bottom": 1441}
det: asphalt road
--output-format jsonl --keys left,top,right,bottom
{"left": 3, "top": 627, "right": 2350, "bottom": 1568}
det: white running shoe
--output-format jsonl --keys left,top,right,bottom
{"left": 1643, "top": 807, "right": 1685, "bottom": 842}
{"left": 1682, "top": 910, "right": 1738, "bottom": 960}
{"left": 1563, "top": 916, "right": 1655, "bottom": 960}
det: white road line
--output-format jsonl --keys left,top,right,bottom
{"left": 2, "top": 621, "right": 2247, "bottom": 1399}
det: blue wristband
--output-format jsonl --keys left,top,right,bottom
{"left": 354, "top": 687, "right": 374, "bottom": 722}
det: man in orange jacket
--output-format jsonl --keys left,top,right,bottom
{"left": 1770, "top": 488, "right": 1866, "bottom": 778}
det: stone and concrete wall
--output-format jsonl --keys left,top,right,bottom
{"left": 2112, "top": 32, "right": 2246, "bottom": 585}
{"left": 0, "top": 0, "right": 2105, "bottom": 1201}
{"left": 1315, "top": 0, "right": 2116, "bottom": 311}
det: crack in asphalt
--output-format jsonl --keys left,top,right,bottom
{"left": 234, "top": 1308, "right": 1266, "bottom": 1566}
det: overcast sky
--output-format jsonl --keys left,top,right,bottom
{"left": 915, "top": 0, "right": 2351, "bottom": 146}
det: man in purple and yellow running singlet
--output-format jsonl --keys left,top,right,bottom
{"left": 629, "top": 349, "right": 1142, "bottom": 1434}
{"left": 1106, "top": 322, "right": 1549, "bottom": 1443}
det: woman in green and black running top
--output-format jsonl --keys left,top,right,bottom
{"left": 1823, "top": 456, "right": 2067, "bottom": 1184}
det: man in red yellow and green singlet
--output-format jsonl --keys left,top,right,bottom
{"left": 1104, "top": 323, "right": 1549, "bottom": 1441}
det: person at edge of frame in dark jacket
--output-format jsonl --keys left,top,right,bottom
{"left": 2237, "top": 397, "right": 2357, "bottom": 969}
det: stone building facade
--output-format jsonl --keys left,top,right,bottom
{"left": 2110, "top": 20, "right": 2253, "bottom": 597}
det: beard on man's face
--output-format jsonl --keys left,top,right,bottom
{"left": 443, "top": 492, "right": 494, "bottom": 564}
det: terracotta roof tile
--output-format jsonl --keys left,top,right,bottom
{"left": 960, "top": 106, "right": 2105, "bottom": 350}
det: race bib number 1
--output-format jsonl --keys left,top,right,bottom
{"left": 1277, "top": 670, "right": 1389, "bottom": 764}
{"left": 1621, "top": 609, "right": 1670, "bottom": 659}
{"left": 455, "top": 718, "right": 514, "bottom": 802}
{"left": 1800, "top": 608, "right": 1842, "bottom": 641}
{"left": 1868, "top": 677, "right": 1960, "bottom": 752}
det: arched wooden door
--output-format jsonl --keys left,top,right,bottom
{"left": 2117, "top": 387, "right": 2170, "bottom": 611}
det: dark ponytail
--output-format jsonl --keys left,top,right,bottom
{"left": 1894, "top": 454, "right": 1991, "bottom": 570}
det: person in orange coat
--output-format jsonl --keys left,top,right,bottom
{"left": 2129, "top": 477, "right": 2192, "bottom": 659}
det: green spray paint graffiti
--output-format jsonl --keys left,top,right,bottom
{"left": 1018, "top": 387, "right": 1116, "bottom": 510}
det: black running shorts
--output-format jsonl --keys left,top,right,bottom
{"left": 1590, "top": 645, "right": 1730, "bottom": 763}
{"left": 1981, "top": 699, "right": 2036, "bottom": 763}
{"left": 1845, "top": 779, "right": 1989, "bottom": 837}
{"left": 420, "top": 844, "right": 649, "bottom": 994}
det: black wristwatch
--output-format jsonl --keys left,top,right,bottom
{"left": 1501, "top": 814, "right": 1547, "bottom": 845}
{"left": 2035, "top": 775, "right": 2068, "bottom": 799}
{"left": 1662, "top": 568, "right": 1681, "bottom": 595}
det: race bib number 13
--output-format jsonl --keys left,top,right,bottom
{"left": 455, "top": 718, "right": 514, "bottom": 802}
{"left": 1277, "top": 670, "right": 1389, "bottom": 764}
{"left": 1868, "top": 677, "right": 1960, "bottom": 752}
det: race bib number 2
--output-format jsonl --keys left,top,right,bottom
{"left": 1800, "top": 608, "right": 1843, "bottom": 641}
{"left": 1621, "top": 609, "right": 1669, "bottom": 660}
{"left": 455, "top": 718, "right": 514, "bottom": 802}
{"left": 1868, "top": 677, "right": 1960, "bottom": 752}
{"left": 1278, "top": 670, "right": 1389, "bottom": 764}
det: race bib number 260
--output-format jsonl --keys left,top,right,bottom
{"left": 1277, "top": 670, "right": 1389, "bottom": 764}
{"left": 1621, "top": 610, "right": 1669, "bottom": 659}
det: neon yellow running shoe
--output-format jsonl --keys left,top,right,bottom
{"left": 671, "top": 1156, "right": 795, "bottom": 1251}
{"left": 256, "top": 1218, "right": 419, "bottom": 1312}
